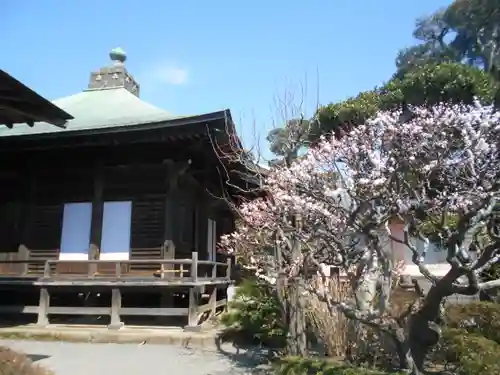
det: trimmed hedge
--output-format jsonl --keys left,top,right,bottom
{"left": 445, "top": 301, "right": 500, "bottom": 344}
{"left": 442, "top": 328, "right": 500, "bottom": 375}
{"left": 0, "top": 347, "right": 53, "bottom": 375}
{"left": 274, "top": 357, "right": 404, "bottom": 375}
{"left": 441, "top": 302, "right": 500, "bottom": 374}
{"left": 220, "top": 278, "right": 286, "bottom": 347}
{"left": 312, "top": 62, "right": 500, "bottom": 141}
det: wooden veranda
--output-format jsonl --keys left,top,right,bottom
{"left": 0, "top": 244, "right": 232, "bottom": 330}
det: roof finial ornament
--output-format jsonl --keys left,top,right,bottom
{"left": 87, "top": 47, "right": 139, "bottom": 96}
{"left": 109, "top": 47, "right": 127, "bottom": 64}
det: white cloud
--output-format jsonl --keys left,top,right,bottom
{"left": 150, "top": 64, "right": 189, "bottom": 85}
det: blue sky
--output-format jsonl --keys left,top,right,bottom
{"left": 2, "top": 0, "right": 451, "bottom": 161}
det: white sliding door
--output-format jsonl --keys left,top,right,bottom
{"left": 59, "top": 202, "right": 92, "bottom": 260}
{"left": 100, "top": 201, "right": 132, "bottom": 260}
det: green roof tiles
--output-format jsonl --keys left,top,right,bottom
{"left": 0, "top": 87, "right": 178, "bottom": 137}
{"left": 0, "top": 48, "right": 181, "bottom": 138}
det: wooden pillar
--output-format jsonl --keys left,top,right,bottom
{"left": 191, "top": 251, "right": 198, "bottom": 282}
{"left": 20, "top": 167, "right": 36, "bottom": 247}
{"left": 36, "top": 288, "right": 50, "bottom": 327}
{"left": 18, "top": 245, "right": 29, "bottom": 275}
{"left": 159, "top": 241, "right": 176, "bottom": 321}
{"left": 226, "top": 258, "right": 232, "bottom": 280}
{"left": 185, "top": 286, "right": 200, "bottom": 331}
{"left": 209, "top": 287, "right": 217, "bottom": 316}
{"left": 161, "top": 240, "right": 176, "bottom": 280}
{"left": 196, "top": 201, "right": 208, "bottom": 261}
{"left": 89, "top": 163, "right": 104, "bottom": 273}
{"left": 193, "top": 205, "right": 200, "bottom": 255}
{"left": 164, "top": 165, "right": 178, "bottom": 252}
{"left": 108, "top": 288, "right": 123, "bottom": 330}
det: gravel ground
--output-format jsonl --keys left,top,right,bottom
{"left": 0, "top": 340, "right": 269, "bottom": 375}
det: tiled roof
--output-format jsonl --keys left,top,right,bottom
{"left": 0, "top": 69, "right": 73, "bottom": 128}
{"left": 0, "top": 87, "right": 180, "bottom": 137}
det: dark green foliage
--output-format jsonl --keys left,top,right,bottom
{"left": 267, "top": 119, "right": 310, "bottom": 158}
{"left": 274, "top": 357, "right": 404, "bottom": 375}
{"left": 385, "top": 62, "right": 499, "bottom": 107}
{"left": 312, "top": 91, "right": 381, "bottom": 141}
{"left": 442, "top": 329, "right": 500, "bottom": 375}
{"left": 481, "top": 260, "right": 500, "bottom": 282}
{"left": 479, "top": 260, "right": 500, "bottom": 302}
{"left": 445, "top": 301, "right": 500, "bottom": 343}
{"left": 311, "top": 63, "right": 499, "bottom": 141}
{"left": 396, "top": 0, "right": 500, "bottom": 77}
{"left": 439, "top": 302, "right": 500, "bottom": 374}
{"left": 310, "top": 1, "right": 500, "bottom": 142}
{"left": 220, "top": 278, "right": 287, "bottom": 347}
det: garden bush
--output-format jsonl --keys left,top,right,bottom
{"left": 442, "top": 328, "right": 500, "bottom": 375}
{"left": 445, "top": 301, "right": 500, "bottom": 343}
{"left": 0, "top": 347, "right": 53, "bottom": 375}
{"left": 274, "top": 357, "right": 405, "bottom": 375}
{"left": 312, "top": 62, "right": 500, "bottom": 142}
{"left": 220, "top": 278, "right": 287, "bottom": 348}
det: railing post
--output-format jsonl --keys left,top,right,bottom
{"left": 18, "top": 245, "right": 29, "bottom": 275}
{"left": 88, "top": 261, "right": 96, "bottom": 277}
{"left": 163, "top": 240, "right": 175, "bottom": 280}
{"left": 179, "top": 264, "right": 185, "bottom": 278}
{"left": 115, "top": 262, "right": 121, "bottom": 278}
{"left": 226, "top": 257, "right": 232, "bottom": 280}
{"left": 211, "top": 262, "right": 217, "bottom": 279}
{"left": 191, "top": 252, "right": 198, "bottom": 282}
{"left": 43, "top": 261, "right": 51, "bottom": 278}
{"left": 88, "top": 256, "right": 98, "bottom": 276}
{"left": 36, "top": 287, "right": 50, "bottom": 327}
{"left": 108, "top": 288, "right": 123, "bottom": 330}
{"left": 185, "top": 286, "right": 200, "bottom": 331}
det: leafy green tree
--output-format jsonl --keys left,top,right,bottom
{"left": 267, "top": 118, "right": 310, "bottom": 166}
{"left": 311, "top": 63, "right": 499, "bottom": 141}
{"left": 304, "top": 1, "right": 500, "bottom": 142}
{"left": 396, "top": 0, "right": 500, "bottom": 79}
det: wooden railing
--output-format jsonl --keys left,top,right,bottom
{"left": 0, "top": 252, "right": 232, "bottom": 283}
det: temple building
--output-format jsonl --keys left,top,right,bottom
{"left": 0, "top": 47, "right": 252, "bottom": 269}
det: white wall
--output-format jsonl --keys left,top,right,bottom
{"left": 389, "top": 222, "right": 450, "bottom": 277}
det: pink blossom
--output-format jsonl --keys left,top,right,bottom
{"left": 219, "top": 101, "right": 500, "bottom": 283}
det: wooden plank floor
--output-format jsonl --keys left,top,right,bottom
{"left": 0, "top": 275, "right": 233, "bottom": 287}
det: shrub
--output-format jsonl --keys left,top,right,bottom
{"left": 0, "top": 347, "right": 53, "bottom": 375}
{"left": 442, "top": 328, "right": 500, "bottom": 375}
{"left": 445, "top": 301, "right": 500, "bottom": 344}
{"left": 274, "top": 357, "right": 405, "bottom": 375}
{"left": 312, "top": 62, "right": 500, "bottom": 141}
{"left": 220, "top": 278, "right": 286, "bottom": 347}
{"left": 479, "top": 261, "right": 500, "bottom": 302}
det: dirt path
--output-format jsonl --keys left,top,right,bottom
{"left": 0, "top": 339, "right": 268, "bottom": 375}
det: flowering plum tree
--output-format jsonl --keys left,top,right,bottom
{"left": 220, "top": 101, "right": 500, "bottom": 374}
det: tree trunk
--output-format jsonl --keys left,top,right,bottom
{"left": 284, "top": 214, "right": 308, "bottom": 356}
{"left": 286, "top": 277, "right": 307, "bottom": 356}
{"left": 407, "top": 281, "right": 448, "bottom": 372}
{"left": 390, "top": 328, "right": 423, "bottom": 375}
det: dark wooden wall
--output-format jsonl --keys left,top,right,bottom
{"left": 0, "top": 139, "right": 235, "bottom": 259}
